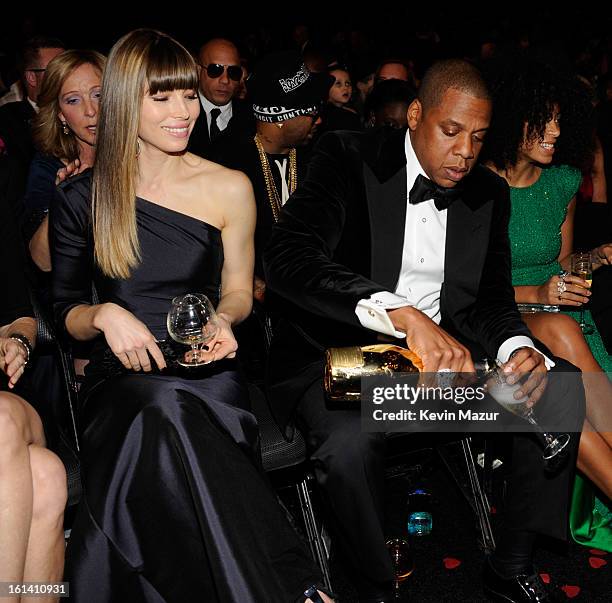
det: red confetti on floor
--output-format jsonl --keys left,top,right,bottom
{"left": 560, "top": 585, "right": 581, "bottom": 598}
{"left": 442, "top": 557, "right": 461, "bottom": 570}
{"left": 589, "top": 557, "right": 608, "bottom": 569}
{"left": 539, "top": 573, "right": 550, "bottom": 584}
{"left": 589, "top": 548, "right": 607, "bottom": 556}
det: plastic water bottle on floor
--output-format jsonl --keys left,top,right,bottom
{"left": 407, "top": 488, "right": 432, "bottom": 536}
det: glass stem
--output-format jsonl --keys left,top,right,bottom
{"left": 526, "top": 410, "right": 557, "bottom": 446}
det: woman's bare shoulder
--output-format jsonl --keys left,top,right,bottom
{"left": 183, "top": 153, "right": 249, "bottom": 187}
{"left": 180, "top": 153, "right": 254, "bottom": 223}
{"left": 186, "top": 155, "right": 252, "bottom": 200}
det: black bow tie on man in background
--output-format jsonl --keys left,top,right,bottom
{"left": 409, "top": 173, "right": 463, "bottom": 211}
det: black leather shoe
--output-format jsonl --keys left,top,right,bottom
{"left": 483, "top": 559, "right": 562, "bottom": 602}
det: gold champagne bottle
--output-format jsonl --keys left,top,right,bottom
{"left": 325, "top": 344, "right": 423, "bottom": 402}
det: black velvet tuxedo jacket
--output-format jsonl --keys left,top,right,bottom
{"left": 187, "top": 98, "right": 254, "bottom": 162}
{"left": 263, "top": 127, "right": 532, "bottom": 429}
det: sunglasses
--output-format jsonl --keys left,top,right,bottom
{"left": 202, "top": 63, "right": 242, "bottom": 82}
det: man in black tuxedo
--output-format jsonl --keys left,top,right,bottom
{"left": 264, "top": 59, "right": 585, "bottom": 602}
{"left": 0, "top": 37, "right": 64, "bottom": 208}
{"left": 188, "top": 38, "right": 253, "bottom": 161}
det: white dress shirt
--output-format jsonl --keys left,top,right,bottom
{"left": 354, "top": 131, "right": 553, "bottom": 367}
{"left": 200, "top": 94, "right": 232, "bottom": 135}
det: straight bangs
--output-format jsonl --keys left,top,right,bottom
{"left": 146, "top": 39, "right": 198, "bottom": 94}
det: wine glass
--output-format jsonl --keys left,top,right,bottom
{"left": 484, "top": 363, "right": 570, "bottom": 466}
{"left": 570, "top": 252, "right": 594, "bottom": 335}
{"left": 167, "top": 294, "right": 218, "bottom": 367}
{"left": 386, "top": 538, "right": 414, "bottom": 599}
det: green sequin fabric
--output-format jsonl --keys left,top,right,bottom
{"left": 509, "top": 164, "right": 612, "bottom": 373}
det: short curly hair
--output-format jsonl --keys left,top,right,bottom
{"left": 481, "top": 52, "right": 594, "bottom": 172}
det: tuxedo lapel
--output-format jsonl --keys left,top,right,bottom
{"left": 363, "top": 163, "right": 407, "bottom": 290}
{"left": 444, "top": 192, "right": 492, "bottom": 291}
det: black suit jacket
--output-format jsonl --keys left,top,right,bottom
{"left": 0, "top": 100, "right": 36, "bottom": 164}
{"left": 263, "top": 127, "right": 532, "bottom": 429}
{"left": 0, "top": 100, "right": 36, "bottom": 204}
{"left": 188, "top": 98, "right": 254, "bottom": 162}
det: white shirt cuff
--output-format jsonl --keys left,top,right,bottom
{"left": 497, "top": 336, "right": 555, "bottom": 370}
{"left": 355, "top": 292, "right": 409, "bottom": 338}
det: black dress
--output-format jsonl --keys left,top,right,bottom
{"left": 51, "top": 173, "right": 320, "bottom": 602}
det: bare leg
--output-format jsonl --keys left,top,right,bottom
{"left": 0, "top": 392, "right": 66, "bottom": 603}
{"left": 0, "top": 393, "right": 44, "bottom": 603}
{"left": 577, "top": 421, "right": 612, "bottom": 500}
{"left": 21, "top": 446, "right": 67, "bottom": 603}
{"left": 523, "top": 313, "right": 612, "bottom": 447}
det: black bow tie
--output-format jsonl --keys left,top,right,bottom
{"left": 409, "top": 173, "right": 463, "bottom": 211}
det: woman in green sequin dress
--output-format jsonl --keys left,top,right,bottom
{"left": 483, "top": 54, "right": 612, "bottom": 551}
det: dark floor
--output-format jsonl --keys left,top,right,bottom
{"left": 281, "top": 443, "right": 612, "bottom": 602}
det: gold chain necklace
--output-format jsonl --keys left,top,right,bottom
{"left": 254, "top": 134, "right": 297, "bottom": 223}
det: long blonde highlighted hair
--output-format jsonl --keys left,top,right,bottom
{"left": 93, "top": 29, "right": 198, "bottom": 279}
{"left": 33, "top": 49, "right": 106, "bottom": 162}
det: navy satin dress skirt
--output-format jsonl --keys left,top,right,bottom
{"left": 65, "top": 361, "right": 320, "bottom": 602}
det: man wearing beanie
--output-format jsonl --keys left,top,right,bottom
{"left": 216, "top": 51, "right": 331, "bottom": 288}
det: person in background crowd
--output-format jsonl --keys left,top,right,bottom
{"left": 375, "top": 58, "right": 410, "bottom": 82}
{"left": 319, "top": 67, "right": 361, "bottom": 134}
{"left": 25, "top": 49, "right": 105, "bottom": 274}
{"left": 188, "top": 38, "right": 253, "bottom": 161}
{"left": 216, "top": 51, "right": 331, "bottom": 287}
{"left": 363, "top": 78, "right": 416, "bottom": 129}
{"left": 0, "top": 37, "right": 64, "bottom": 211}
{"left": 214, "top": 52, "right": 331, "bottom": 382}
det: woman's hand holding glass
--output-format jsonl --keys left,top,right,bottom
{"left": 95, "top": 303, "right": 166, "bottom": 372}
{"left": 536, "top": 273, "right": 590, "bottom": 306}
{"left": 196, "top": 312, "right": 237, "bottom": 364}
{"left": 570, "top": 252, "right": 595, "bottom": 334}
{"left": 166, "top": 294, "right": 238, "bottom": 366}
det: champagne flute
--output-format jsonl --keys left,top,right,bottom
{"left": 483, "top": 362, "right": 570, "bottom": 466}
{"left": 167, "top": 293, "right": 218, "bottom": 367}
{"left": 570, "top": 252, "right": 594, "bottom": 335}
{"left": 386, "top": 538, "right": 414, "bottom": 599}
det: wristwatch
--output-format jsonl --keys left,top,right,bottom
{"left": 8, "top": 333, "right": 33, "bottom": 366}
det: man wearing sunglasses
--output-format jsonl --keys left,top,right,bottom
{"left": 188, "top": 38, "right": 253, "bottom": 160}
{"left": 0, "top": 36, "right": 64, "bottom": 213}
